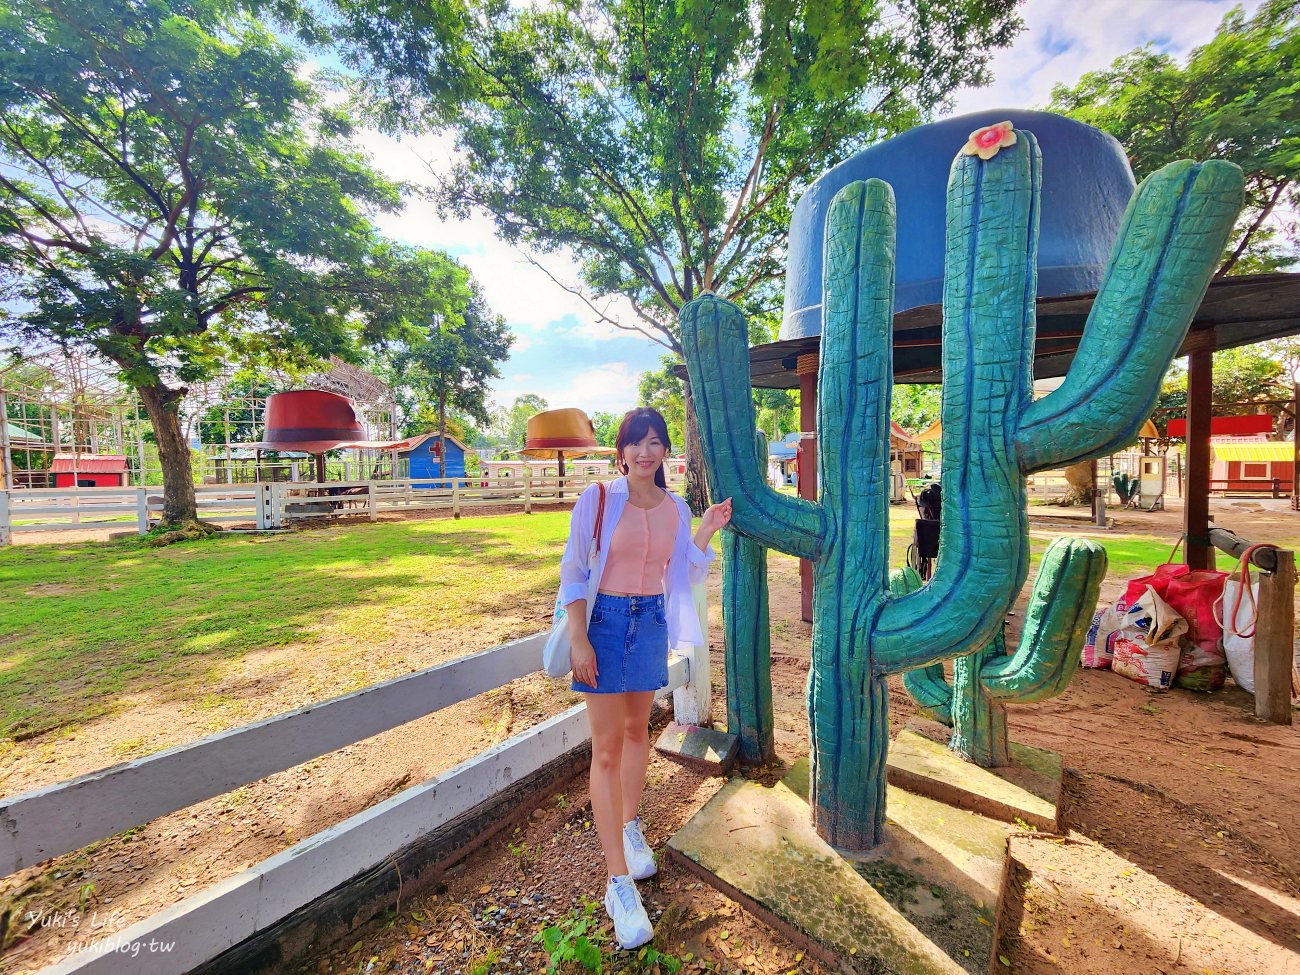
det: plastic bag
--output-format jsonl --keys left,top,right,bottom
{"left": 1111, "top": 585, "right": 1188, "bottom": 691}
{"left": 1082, "top": 603, "right": 1126, "bottom": 669}
{"left": 1164, "top": 570, "right": 1228, "bottom": 692}
{"left": 1220, "top": 573, "right": 1259, "bottom": 693}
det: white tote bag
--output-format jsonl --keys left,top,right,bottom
{"left": 542, "top": 483, "right": 606, "bottom": 677}
{"left": 1214, "top": 546, "right": 1263, "bottom": 694}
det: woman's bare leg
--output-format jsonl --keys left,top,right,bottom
{"left": 619, "top": 691, "right": 656, "bottom": 824}
{"left": 585, "top": 693, "right": 629, "bottom": 876}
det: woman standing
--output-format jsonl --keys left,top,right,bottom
{"left": 558, "top": 407, "right": 732, "bottom": 949}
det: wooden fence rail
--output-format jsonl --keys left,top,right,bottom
{"left": 0, "top": 474, "right": 686, "bottom": 543}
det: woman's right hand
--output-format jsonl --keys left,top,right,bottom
{"left": 570, "top": 637, "right": 599, "bottom": 687}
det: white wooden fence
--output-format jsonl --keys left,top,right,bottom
{"left": 5, "top": 586, "right": 712, "bottom": 974}
{"left": 0, "top": 473, "right": 678, "bottom": 543}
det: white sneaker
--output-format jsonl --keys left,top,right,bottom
{"left": 622, "top": 818, "right": 657, "bottom": 880}
{"left": 604, "top": 874, "right": 653, "bottom": 950}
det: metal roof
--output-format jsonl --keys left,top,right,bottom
{"left": 1211, "top": 443, "right": 1294, "bottom": 463}
{"left": 49, "top": 453, "right": 128, "bottom": 474}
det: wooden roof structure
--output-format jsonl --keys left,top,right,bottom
{"left": 742, "top": 272, "right": 1300, "bottom": 389}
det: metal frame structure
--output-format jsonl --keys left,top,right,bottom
{"left": 1, "top": 352, "right": 401, "bottom": 489}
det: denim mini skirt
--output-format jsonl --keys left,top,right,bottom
{"left": 571, "top": 592, "right": 670, "bottom": 694}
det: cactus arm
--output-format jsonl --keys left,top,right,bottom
{"left": 679, "top": 295, "right": 826, "bottom": 560}
{"left": 982, "top": 537, "right": 1108, "bottom": 702}
{"left": 874, "top": 132, "right": 1041, "bottom": 672}
{"left": 1016, "top": 159, "right": 1245, "bottom": 474}
{"left": 890, "top": 567, "right": 954, "bottom": 725}
{"left": 817, "top": 176, "right": 897, "bottom": 587}
{"left": 804, "top": 177, "right": 898, "bottom": 849}
{"left": 722, "top": 430, "right": 776, "bottom": 766}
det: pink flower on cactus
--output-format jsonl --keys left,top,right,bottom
{"left": 961, "top": 121, "right": 1017, "bottom": 160}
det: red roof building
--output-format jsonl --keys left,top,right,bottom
{"left": 50, "top": 453, "right": 129, "bottom": 488}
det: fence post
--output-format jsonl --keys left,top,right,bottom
{"left": 0, "top": 489, "right": 10, "bottom": 546}
{"left": 524, "top": 475, "right": 532, "bottom": 514}
{"left": 1255, "top": 548, "right": 1296, "bottom": 725}
{"left": 136, "top": 486, "right": 148, "bottom": 534}
{"left": 673, "top": 582, "right": 712, "bottom": 726}
{"left": 367, "top": 482, "right": 377, "bottom": 522}
{"left": 271, "top": 483, "right": 285, "bottom": 529}
{"left": 452, "top": 479, "right": 461, "bottom": 519}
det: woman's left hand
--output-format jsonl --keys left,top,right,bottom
{"left": 699, "top": 497, "right": 733, "bottom": 538}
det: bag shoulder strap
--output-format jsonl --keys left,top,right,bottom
{"left": 593, "top": 482, "right": 607, "bottom": 555}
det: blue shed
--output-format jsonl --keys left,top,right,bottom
{"left": 401, "top": 432, "right": 470, "bottom": 488}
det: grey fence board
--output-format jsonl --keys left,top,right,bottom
{"left": 1, "top": 633, "right": 547, "bottom": 873}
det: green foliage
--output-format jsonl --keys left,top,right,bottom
{"left": 590, "top": 411, "right": 621, "bottom": 447}
{"left": 534, "top": 899, "right": 605, "bottom": 973}
{"left": 891, "top": 383, "right": 942, "bottom": 433}
{"left": 1049, "top": 0, "right": 1300, "bottom": 274}
{"left": 492, "top": 393, "right": 548, "bottom": 450}
{"left": 753, "top": 387, "right": 798, "bottom": 441}
{"left": 638, "top": 358, "right": 686, "bottom": 450}
{"left": 1156, "top": 343, "right": 1294, "bottom": 431}
{"left": 325, "top": 0, "right": 1022, "bottom": 351}
{"left": 389, "top": 281, "right": 512, "bottom": 473}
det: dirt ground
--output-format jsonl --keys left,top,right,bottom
{"left": 3, "top": 497, "right": 1299, "bottom": 974}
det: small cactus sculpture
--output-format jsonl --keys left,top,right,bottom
{"left": 680, "top": 126, "right": 1242, "bottom": 852}
{"left": 898, "top": 536, "right": 1108, "bottom": 767}
{"left": 722, "top": 433, "right": 775, "bottom": 766}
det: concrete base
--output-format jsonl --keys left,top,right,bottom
{"left": 654, "top": 721, "right": 738, "bottom": 775}
{"left": 887, "top": 726, "right": 1063, "bottom": 833}
{"left": 667, "top": 758, "right": 1011, "bottom": 974}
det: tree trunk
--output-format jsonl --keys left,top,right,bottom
{"left": 1060, "top": 460, "right": 1094, "bottom": 505}
{"left": 438, "top": 392, "right": 447, "bottom": 480}
{"left": 681, "top": 374, "right": 709, "bottom": 515}
{"left": 135, "top": 381, "right": 198, "bottom": 526}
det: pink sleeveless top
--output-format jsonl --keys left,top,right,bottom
{"left": 599, "top": 492, "right": 679, "bottom": 595}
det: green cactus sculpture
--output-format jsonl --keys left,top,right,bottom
{"left": 722, "top": 433, "right": 775, "bottom": 766}
{"left": 898, "top": 536, "right": 1107, "bottom": 767}
{"left": 680, "top": 127, "right": 1242, "bottom": 852}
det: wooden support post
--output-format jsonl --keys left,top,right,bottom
{"left": 524, "top": 473, "right": 532, "bottom": 514}
{"left": 796, "top": 351, "right": 818, "bottom": 624}
{"left": 452, "top": 479, "right": 461, "bottom": 519}
{"left": 0, "top": 488, "right": 10, "bottom": 546}
{"left": 1293, "top": 382, "right": 1299, "bottom": 512}
{"left": 0, "top": 386, "right": 12, "bottom": 492}
{"left": 1184, "top": 337, "right": 1215, "bottom": 570}
{"left": 367, "top": 484, "right": 377, "bottom": 522}
{"left": 136, "top": 486, "right": 148, "bottom": 535}
{"left": 1254, "top": 549, "right": 1296, "bottom": 725}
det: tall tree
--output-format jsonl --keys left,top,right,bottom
{"left": 891, "top": 383, "right": 942, "bottom": 433}
{"left": 325, "top": 0, "right": 1024, "bottom": 511}
{"left": 1049, "top": 0, "right": 1300, "bottom": 276}
{"left": 502, "top": 393, "right": 548, "bottom": 449}
{"left": 590, "top": 410, "right": 621, "bottom": 448}
{"left": 0, "top": 0, "right": 464, "bottom": 526}
{"left": 391, "top": 282, "right": 512, "bottom": 477}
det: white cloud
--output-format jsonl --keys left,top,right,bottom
{"left": 492, "top": 361, "right": 645, "bottom": 415}
{"left": 949, "top": 0, "right": 1268, "bottom": 117}
{"left": 360, "top": 129, "right": 649, "bottom": 338}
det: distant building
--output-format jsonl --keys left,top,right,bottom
{"left": 398, "top": 433, "right": 471, "bottom": 488}
{"left": 50, "top": 453, "right": 128, "bottom": 488}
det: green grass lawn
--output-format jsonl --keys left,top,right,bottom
{"left": 0, "top": 513, "right": 575, "bottom": 741}
{"left": 0, "top": 503, "right": 1281, "bottom": 746}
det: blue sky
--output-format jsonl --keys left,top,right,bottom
{"left": 363, "top": 0, "right": 1269, "bottom": 415}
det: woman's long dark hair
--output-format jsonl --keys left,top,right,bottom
{"left": 615, "top": 407, "right": 672, "bottom": 489}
